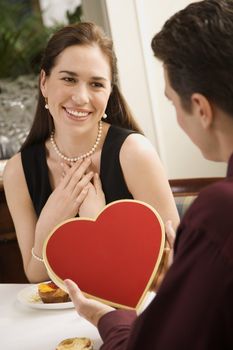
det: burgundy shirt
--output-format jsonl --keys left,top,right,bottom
{"left": 98, "top": 154, "right": 233, "bottom": 350}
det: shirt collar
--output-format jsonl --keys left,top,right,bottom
{"left": 227, "top": 152, "right": 233, "bottom": 177}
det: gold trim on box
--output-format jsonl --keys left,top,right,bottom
{"left": 43, "top": 199, "right": 165, "bottom": 312}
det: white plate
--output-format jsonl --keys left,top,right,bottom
{"left": 17, "top": 284, "right": 74, "bottom": 310}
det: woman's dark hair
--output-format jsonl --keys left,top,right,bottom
{"left": 21, "top": 22, "right": 142, "bottom": 150}
{"left": 151, "top": 0, "right": 233, "bottom": 116}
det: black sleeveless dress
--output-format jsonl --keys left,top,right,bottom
{"left": 21, "top": 125, "right": 135, "bottom": 217}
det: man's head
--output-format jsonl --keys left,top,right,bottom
{"left": 152, "top": 0, "right": 233, "bottom": 116}
{"left": 151, "top": 0, "right": 233, "bottom": 161}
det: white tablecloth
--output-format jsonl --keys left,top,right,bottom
{"left": 0, "top": 284, "right": 102, "bottom": 350}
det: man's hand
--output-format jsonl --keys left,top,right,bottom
{"left": 64, "top": 279, "right": 115, "bottom": 327}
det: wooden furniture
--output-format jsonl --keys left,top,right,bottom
{"left": 0, "top": 180, "right": 28, "bottom": 283}
{"left": 169, "top": 177, "right": 222, "bottom": 218}
{"left": 0, "top": 174, "right": 222, "bottom": 283}
{"left": 169, "top": 177, "right": 222, "bottom": 197}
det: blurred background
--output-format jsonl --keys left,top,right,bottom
{"left": 0, "top": 0, "right": 226, "bottom": 178}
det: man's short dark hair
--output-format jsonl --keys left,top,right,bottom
{"left": 152, "top": 0, "right": 233, "bottom": 116}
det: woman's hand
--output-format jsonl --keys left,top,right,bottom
{"left": 150, "top": 220, "right": 176, "bottom": 292}
{"left": 64, "top": 279, "right": 114, "bottom": 327}
{"left": 34, "top": 158, "right": 94, "bottom": 251}
{"left": 79, "top": 173, "right": 106, "bottom": 218}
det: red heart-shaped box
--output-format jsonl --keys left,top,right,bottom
{"left": 43, "top": 200, "right": 165, "bottom": 311}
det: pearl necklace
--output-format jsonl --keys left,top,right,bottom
{"left": 50, "top": 121, "right": 103, "bottom": 163}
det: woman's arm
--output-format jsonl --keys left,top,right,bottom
{"left": 120, "top": 133, "right": 180, "bottom": 230}
{"left": 3, "top": 155, "right": 94, "bottom": 282}
{"left": 3, "top": 154, "right": 48, "bottom": 282}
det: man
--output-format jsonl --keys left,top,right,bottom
{"left": 65, "top": 1, "right": 233, "bottom": 348}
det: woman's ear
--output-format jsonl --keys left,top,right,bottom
{"left": 40, "top": 69, "right": 47, "bottom": 98}
{"left": 191, "top": 93, "right": 213, "bottom": 129}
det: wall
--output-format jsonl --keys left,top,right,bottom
{"left": 83, "top": 0, "right": 226, "bottom": 179}
{"left": 81, "top": 0, "right": 111, "bottom": 37}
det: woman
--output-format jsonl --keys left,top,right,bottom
{"left": 3, "top": 22, "right": 179, "bottom": 282}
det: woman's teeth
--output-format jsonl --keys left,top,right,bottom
{"left": 66, "top": 109, "right": 89, "bottom": 117}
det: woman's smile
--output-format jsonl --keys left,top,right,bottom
{"left": 63, "top": 107, "right": 92, "bottom": 122}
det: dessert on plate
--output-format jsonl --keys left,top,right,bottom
{"left": 56, "top": 337, "right": 94, "bottom": 350}
{"left": 38, "top": 281, "right": 70, "bottom": 303}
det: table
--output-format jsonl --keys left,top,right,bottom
{"left": 0, "top": 284, "right": 103, "bottom": 350}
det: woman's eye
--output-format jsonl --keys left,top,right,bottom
{"left": 91, "top": 82, "right": 104, "bottom": 88}
{"left": 62, "top": 77, "right": 76, "bottom": 83}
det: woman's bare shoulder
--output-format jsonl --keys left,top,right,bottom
{"left": 3, "top": 153, "right": 24, "bottom": 186}
{"left": 120, "top": 133, "right": 159, "bottom": 163}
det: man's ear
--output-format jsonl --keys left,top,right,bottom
{"left": 40, "top": 69, "right": 47, "bottom": 98}
{"left": 191, "top": 93, "right": 213, "bottom": 129}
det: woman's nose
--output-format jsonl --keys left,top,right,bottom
{"left": 71, "top": 86, "right": 89, "bottom": 105}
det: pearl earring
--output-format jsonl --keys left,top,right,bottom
{"left": 102, "top": 113, "right": 107, "bottom": 119}
{"left": 45, "top": 98, "right": 49, "bottom": 109}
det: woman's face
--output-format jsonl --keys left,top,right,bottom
{"left": 40, "top": 44, "right": 112, "bottom": 134}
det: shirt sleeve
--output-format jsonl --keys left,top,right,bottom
{"left": 98, "top": 309, "right": 137, "bottom": 350}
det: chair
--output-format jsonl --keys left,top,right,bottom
{"left": 169, "top": 177, "right": 222, "bottom": 218}
{"left": 0, "top": 183, "right": 28, "bottom": 283}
